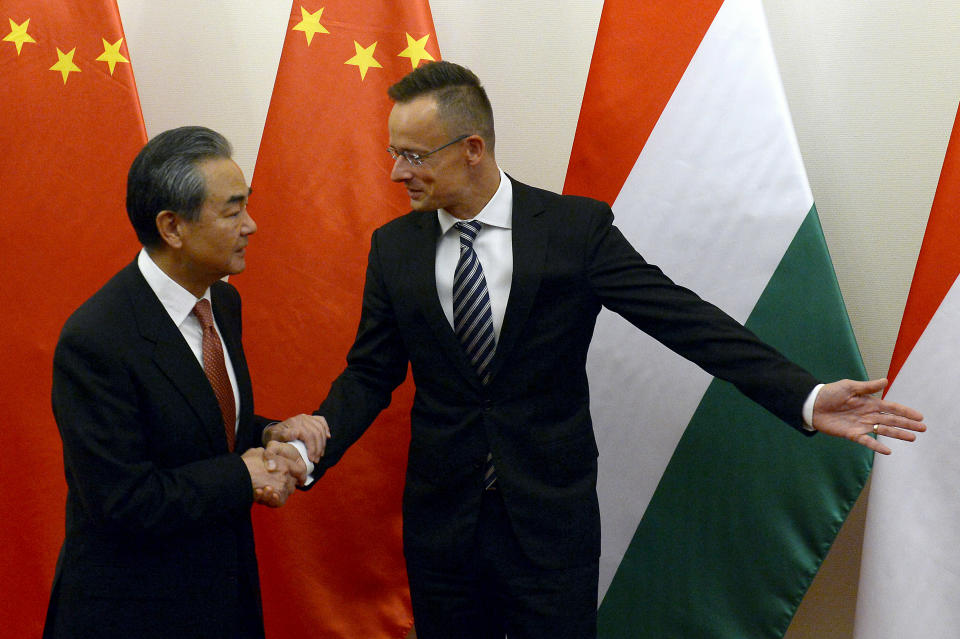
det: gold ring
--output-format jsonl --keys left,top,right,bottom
{"left": 873, "top": 424, "right": 880, "bottom": 435}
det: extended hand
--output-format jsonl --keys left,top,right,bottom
{"left": 263, "top": 414, "right": 331, "bottom": 463}
{"left": 812, "top": 378, "right": 926, "bottom": 455}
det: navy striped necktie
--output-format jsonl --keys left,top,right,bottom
{"left": 453, "top": 221, "right": 498, "bottom": 489}
{"left": 453, "top": 221, "right": 496, "bottom": 384}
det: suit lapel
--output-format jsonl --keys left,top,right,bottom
{"left": 488, "top": 178, "right": 548, "bottom": 381}
{"left": 122, "top": 262, "right": 228, "bottom": 453}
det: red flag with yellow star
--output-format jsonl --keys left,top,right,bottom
{"left": 240, "top": 2, "right": 439, "bottom": 637}
{"left": 0, "top": 1, "right": 145, "bottom": 634}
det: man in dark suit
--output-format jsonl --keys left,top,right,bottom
{"left": 43, "top": 126, "right": 325, "bottom": 638}
{"left": 293, "top": 62, "right": 924, "bottom": 638}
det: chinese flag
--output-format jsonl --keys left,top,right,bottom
{"left": 240, "top": 2, "right": 439, "bottom": 637}
{"left": 0, "top": 1, "right": 146, "bottom": 634}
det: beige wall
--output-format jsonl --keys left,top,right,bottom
{"left": 118, "top": 2, "right": 960, "bottom": 637}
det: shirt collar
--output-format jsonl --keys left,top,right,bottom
{"left": 438, "top": 168, "right": 513, "bottom": 234}
{"left": 137, "top": 248, "right": 211, "bottom": 327}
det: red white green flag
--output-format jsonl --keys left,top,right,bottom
{"left": 564, "top": 0, "right": 871, "bottom": 636}
{"left": 854, "top": 102, "right": 960, "bottom": 639}
{"left": 0, "top": 1, "right": 146, "bottom": 634}
{"left": 238, "top": 2, "right": 439, "bottom": 637}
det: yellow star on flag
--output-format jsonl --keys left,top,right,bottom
{"left": 96, "top": 37, "right": 129, "bottom": 75}
{"left": 50, "top": 47, "right": 81, "bottom": 84}
{"left": 345, "top": 40, "right": 382, "bottom": 80}
{"left": 292, "top": 6, "right": 329, "bottom": 45}
{"left": 397, "top": 33, "right": 434, "bottom": 69}
{"left": 3, "top": 18, "right": 36, "bottom": 55}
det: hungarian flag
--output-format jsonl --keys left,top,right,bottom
{"left": 238, "top": 2, "right": 438, "bottom": 636}
{"left": 563, "top": 0, "right": 871, "bottom": 636}
{"left": 0, "top": 1, "right": 146, "bottom": 634}
{"left": 853, "top": 104, "right": 960, "bottom": 639}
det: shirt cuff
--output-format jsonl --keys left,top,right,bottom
{"left": 802, "top": 384, "right": 824, "bottom": 432}
{"left": 286, "top": 439, "right": 315, "bottom": 486}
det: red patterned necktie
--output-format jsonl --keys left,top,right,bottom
{"left": 192, "top": 299, "right": 236, "bottom": 451}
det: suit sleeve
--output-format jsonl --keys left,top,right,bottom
{"left": 310, "top": 227, "right": 411, "bottom": 480}
{"left": 582, "top": 202, "right": 820, "bottom": 431}
{"left": 52, "top": 321, "right": 254, "bottom": 537}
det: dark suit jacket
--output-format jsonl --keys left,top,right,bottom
{"left": 313, "top": 177, "right": 819, "bottom": 571}
{"left": 44, "top": 260, "right": 270, "bottom": 638}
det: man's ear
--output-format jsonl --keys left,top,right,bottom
{"left": 463, "top": 134, "right": 486, "bottom": 166}
{"left": 155, "top": 210, "right": 184, "bottom": 249}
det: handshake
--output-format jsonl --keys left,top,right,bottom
{"left": 241, "top": 414, "right": 331, "bottom": 507}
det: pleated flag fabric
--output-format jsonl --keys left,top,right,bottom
{"left": 0, "top": 2, "right": 146, "bottom": 634}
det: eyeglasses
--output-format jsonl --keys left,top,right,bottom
{"left": 387, "top": 134, "right": 470, "bottom": 167}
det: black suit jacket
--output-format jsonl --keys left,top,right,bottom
{"left": 44, "top": 260, "right": 270, "bottom": 638}
{"left": 314, "top": 178, "right": 819, "bottom": 570}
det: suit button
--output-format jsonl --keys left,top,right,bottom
{"left": 482, "top": 399, "right": 493, "bottom": 412}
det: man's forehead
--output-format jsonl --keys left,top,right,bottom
{"left": 198, "top": 157, "right": 249, "bottom": 203}
{"left": 389, "top": 98, "right": 445, "bottom": 148}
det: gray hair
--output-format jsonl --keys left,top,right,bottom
{"left": 126, "top": 126, "right": 232, "bottom": 247}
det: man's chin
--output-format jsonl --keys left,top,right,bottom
{"left": 227, "top": 257, "right": 247, "bottom": 275}
{"left": 407, "top": 196, "right": 432, "bottom": 211}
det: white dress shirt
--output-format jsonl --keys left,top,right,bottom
{"left": 436, "top": 168, "right": 513, "bottom": 339}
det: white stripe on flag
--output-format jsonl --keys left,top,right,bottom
{"left": 855, "top": 275, "right": 960, "bottom": 639}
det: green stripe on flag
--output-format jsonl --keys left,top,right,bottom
{"left": 598, "top": 206, "right": 872, "bottom": 638}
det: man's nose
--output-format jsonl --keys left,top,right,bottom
{"left": 241, "top": 208, "right": 257, "bottom": 235}
{"left": 390, "top": 155, "right": 412, "bottom": 182}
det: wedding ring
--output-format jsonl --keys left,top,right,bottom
{"left": 873, "top": 424, "right": 880, "bottom": 435}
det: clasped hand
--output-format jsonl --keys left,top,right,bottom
{"left": 242, "top": 441, "right": 308, "bottom": 508}
{"left": 242, "top": 414, "right": 331, "bottom": 507}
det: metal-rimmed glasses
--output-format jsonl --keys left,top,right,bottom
{"left": 387, "top": 134, "right": 470, "bottom": 167}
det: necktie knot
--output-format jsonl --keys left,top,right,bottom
{"left": 192, "top": 298, "right": 214, "bottom": 329}
{"left": 456, "top": 220, "right": 481, "bottom": 249}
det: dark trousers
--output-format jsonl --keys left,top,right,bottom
{"left": 407, "top": 488, "right": 599, "bottom": 639}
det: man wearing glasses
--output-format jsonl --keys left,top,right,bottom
{"left": 286, "top": 61, "right": 924, "bottom": 638}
